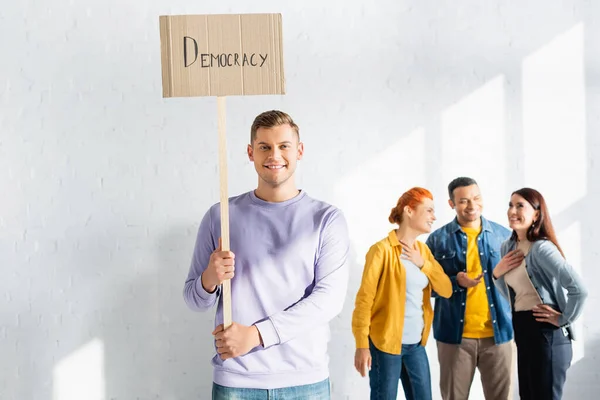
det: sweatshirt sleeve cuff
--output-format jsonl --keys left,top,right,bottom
{"left": 255, "top": 318, "right": 280, "bottom": 348}
{"left": 194, "top": 278, "right": 219, "bottom": 301}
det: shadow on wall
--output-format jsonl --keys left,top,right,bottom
{"left": 99, "top": 223, "right": 216, "bottom": 400}
{"left": 328, "top": 244, "right": 371, "bottom": 399}
{"left": 567, "top": 3, "right": 600, "bottom": 398}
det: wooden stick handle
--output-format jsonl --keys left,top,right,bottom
{"left": 217, "top": 96, "right": 232, "bottom": 329}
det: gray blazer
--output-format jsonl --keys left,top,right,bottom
{"left": 495, "top": 238, "right": 588, "bottom": 339}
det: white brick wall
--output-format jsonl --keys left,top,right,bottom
{"left": 2, "top": 1, "right": 598, "bottom": 399}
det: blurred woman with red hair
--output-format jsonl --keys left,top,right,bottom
{"left": 352, "top": 187, "right": 452, "bottom": 400}
{"left": 493, "top": 188, "right": 588, "bottom": 399}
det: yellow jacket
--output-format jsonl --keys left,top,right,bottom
{"left": 352, "top": 230, "right": 452, "bottom": 355}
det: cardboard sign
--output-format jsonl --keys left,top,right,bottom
{"left": 159, "top": 13, "right": 285, "bottom": 97}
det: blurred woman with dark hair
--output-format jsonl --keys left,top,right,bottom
{"left": 493, "top": 188, "right": 588, "bottom": 399}
{"left": 352, "top": 187, "right": 452, "bottom": 400}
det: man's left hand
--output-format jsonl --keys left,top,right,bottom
{"left": 213, "top": 322, "right": 262, "bottom": 360}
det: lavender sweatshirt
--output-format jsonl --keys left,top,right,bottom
{"left": 183, "top": 190, "right": 350, "bottom": 389}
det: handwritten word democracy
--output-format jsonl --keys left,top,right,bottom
{"left": 183, "top": 37, "right": 269, "bottom": 68}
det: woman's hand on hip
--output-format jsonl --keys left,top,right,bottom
{"left": 532, "top": 304, "right": 562, "bottom": 327}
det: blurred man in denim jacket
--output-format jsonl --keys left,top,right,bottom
{"left": 426, "top": 177, "right": 519, "bottom": 400}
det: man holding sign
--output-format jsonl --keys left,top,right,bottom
{"left": 183, "top": 110, "right": 350, "bottom": 399}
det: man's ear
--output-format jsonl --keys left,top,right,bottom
{"left": 448, "top": 199, "right": 455, "bottom": 209}
{"left": 297, "top": 142, "right": 304, "bottom": 160}
{"left": 247, "top": 144, "right": 254, "bottom": 161}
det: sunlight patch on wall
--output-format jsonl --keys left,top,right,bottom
{"left": 334, "top": 127, "right": 425, "bottom": 261}
{"left": 53, "top": 338, "right": 105, "bottom": 400}
{"left": 522, "top": 23, "right": 586, "bottom": 213}
{"left": 440, "top": 75, "right": 507, "bottom": 225}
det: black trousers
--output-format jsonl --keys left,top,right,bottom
{"left": 513, "top": 311, "right": 573, "bottom": 400}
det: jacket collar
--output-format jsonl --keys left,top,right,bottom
{"left": 448, "top": 216, "right": 493, "bottom": 233}
{"left": 387, "top": 230, "right": 402, "bottom": 247}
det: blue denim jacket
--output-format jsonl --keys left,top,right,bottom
{"left": 426, "top": 217, "right": 513, "bottom": 345}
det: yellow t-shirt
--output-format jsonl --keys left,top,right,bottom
{"left": 462, "top": 226, "right": 494, "bottom": 338}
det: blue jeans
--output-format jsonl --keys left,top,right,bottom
{"left": 212, "top": 378, "right": 330, "bottom": 400}
{"left": 369, "top": 340, "right": 432, "bottom": 400}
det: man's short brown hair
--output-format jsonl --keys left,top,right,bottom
{"left": 250, "top": 110, "right": 300, "bottom": 143}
